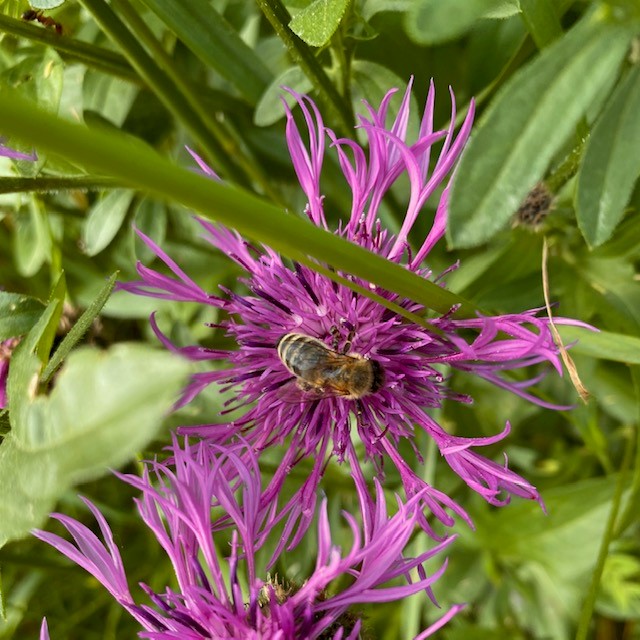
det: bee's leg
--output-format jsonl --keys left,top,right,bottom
{"left": 342, "top": 323, "right": 355, "bottom": 354}
{"left": 329, "top": 325, "right": 341, "bottom": 351}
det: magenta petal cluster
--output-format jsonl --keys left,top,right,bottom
{"left": 119, "top": 80, "right": 590, "bottom": 533}
{"left": 34, "top": 438, "right": 462, "bottom": 639}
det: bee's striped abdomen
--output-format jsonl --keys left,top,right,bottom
{"left": 277, "top": 333, "right": 329, "bottom": 377}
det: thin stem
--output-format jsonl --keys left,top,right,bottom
{"left": 256, "top": 0, "right": 354, "bottom": 135}
{"left": 0, "top": 13, "right": 137, "bottom": 82}
{"left": 0, "top": 176, "right": 117, "bottom": 195}
{"left": 110, "top": 0, "right": 284, "bottom": 205}
{"left": 613, "top": 365, "right": 640, "bottom": 536}
{"left": 575, "top": 432, "right": 634, "bottom": 640}
{"left": 78, "top": 0, "right": 246, "bottom": 185}
{"left": 0, "top": 87, "right": 478, "bottom": 319}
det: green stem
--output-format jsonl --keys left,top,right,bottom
{"left": 0, "top": 176, "right": 117, "bottom": 194}
{"left": 0, "top": 88, "right": 478, "bottom": 320}
{"left": 613, "top": 365, "right": 640, "bottom": 536}
{"left": 575, "top": 434, "right": 634, "bottom": 640}
{"left": 109, "top": 0, "right": 284, "bottom": 205}
{"left": 256, "top": 0, "right": 354, "bottom": 135}
{"left": 0, "top": 13, "right": 138, "bottom": 82}
{"left": 78, "top": 0, "right": 246, "bottom": 185}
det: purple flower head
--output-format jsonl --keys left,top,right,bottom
{"left": 0, "top": 338, "right": 20, "bottom": 409}
{"left": 119, "top": 80, "right": 591, "bottom": 534}
{"left": 34, "top": 437, "right": 462, "bottom": 639}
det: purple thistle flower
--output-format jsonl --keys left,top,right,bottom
{"left": 118, "top": 79, "right": 591, "bottom": 534}
{"left": 34, "top": 437, "right": 463, "bottom": 639}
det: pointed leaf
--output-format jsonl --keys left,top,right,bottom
{"left": 0, "top": 344, "right": 189, "bottom": 547}
{"left": 28, "top": 1, "right": 65, "bottom": 8}
{"left": 7, "top": 301, "right": 59, "bottom": 432}
{"left": 0, "top": 87, "right": 479, "bottom": 318}
{"left": 558, "top": 326, "right": 640, "bottom": 365}
{"left": 41, "top": 272, "right": 118, "bottom": 383}
{"left": 82, "top": 189, "right": 134, "bottom": 256}
{"left": 254, "top": 67, "right": 313, "bottom": 127}
{"left": 576, "top": 65, "right": 640, "bottom": 247}
{"left": 448, "top": 11, "right": 636, "bottom": 248}
{"left": 289, "top": 0, "right": 349, "bottom": 47}
{"left": 0, "top": 293, "right": 45, "bottom": 341}
{"left": 138, "top": 0, "right": 272, "bottom": 104}
{"left": 519, "top": 0, "right": 563, "bottom": 48}
{"left": 404, "top": 0, "right": 506, "bottom": 45}
{"left": 35, "top": 272, "right": 66, "bottom": 367}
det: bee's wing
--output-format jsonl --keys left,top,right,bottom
{"left": 273, "top": 378, "right": 344, "bottom": 405}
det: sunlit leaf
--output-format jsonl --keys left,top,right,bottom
{"left": 0, "top": 344, "right": 189, "bottom": 547}
{"left": 254, "top": 67, "right": 313, "bottom": 127}
{"left": 576, "top": 65, "right": 640, "bottom": 247}
{"left": 404, "top": 0, "right": 505, "bottom": 45}
{"left": 0, "top": 293, "right": 45, "bottom": 341}
{"left": 82, "top": 189, "right": 134, "bottom": 256}
{"left": 448, "top": 10, "right": 636, "bottom": 248}
{"left": 289, "top": 0, "right": 349, "bottom": 47}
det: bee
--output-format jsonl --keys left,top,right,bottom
{"left": 21, "top": 9, "right": 63, "bottom": 35}
{"left": 276, "top": 332, "right": 384, "bottom": 400}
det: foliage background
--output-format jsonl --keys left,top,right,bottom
{"left": 0, "top": 0, "right": 639, "bottom": 638}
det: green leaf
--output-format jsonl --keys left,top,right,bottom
{"left": 13, "top": 207, "right": 49, "bottom": 277}
{"left": 82, "top": 189, "right": 134, "bottom": 256}
{"left": 519, "top": 0, "right": 563, "bottom": 48}
{"left": 83, "top": 71, "right": 139, "bottom": 127}
{"left": 28, "top": 1, "right": 66, "bottom": 8}
{"left": 361, "top": 0, "right": 412, "bottom": 22}
{"left": 254, "top": 67, "right": 313, "bottom": 127}
{"left": 7, "top": 301, "right": 59, "bottom": 431}
{"left": 576, "top": 65, "right": 640, "bottom": 247}
{"left": 133, "top": 198, "right": 167, "bottom": 263}
{"left": 137, "top": 0, "right": 272, "bottom": 104}
{"left": 35, "top": 272, "right": 66, "bottom": 366}
{"left": 41, "top": 272, "right": 118, "bottom": 383}
{"left": 404, "top": 0, "right": 504, "bottom": 45}
{"left": 448, "top": 11, "right": 636, "bottom": 248}
{"left": 0, "top": 86, "right": 478, "bottom": 320}
{"left": 2, "top": 48, "right": 64, "bottom": 116}
{"left": 598, "top": 553, "right": 640, "bottom": 618}
{"left": 0, "top": 293, "right": 45, "bottom": 341}
{"left": 0, "top": 344, "right": 189, "bottom": 547}
{"left": 289, "top": 0, "right": 349, "bottom": 47}
{"left": 352, "top": 61, "right": 419, "bottom": 139}
{"left": 0, "top": 13, "right": 136, "bottom": 82}
{"left": 558, "top": 326, "right": 640, "bottom": 364}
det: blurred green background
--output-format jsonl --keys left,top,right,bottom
{"left": 0, "top": 0, "right": 640, "bottom": 638}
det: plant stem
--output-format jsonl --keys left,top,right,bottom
{"left": 256, "top": 0, "right": 354, "bottom": 135}
{"left": 78, "top": 0, "right": 245, "bottom": 185}
{"left": 0, "top": 13, "right": 137, "bottom": 82}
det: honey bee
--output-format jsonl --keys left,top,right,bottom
{"left": 21, "top": 9, "right": 63, "bottom": 35}
{"left": 276, "top": 332, "right": 384, "bottom": 400}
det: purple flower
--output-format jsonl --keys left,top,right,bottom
{"left": 0, "top": 137, "right": 37, "bottom": 161}
{"left": 119, "top": 80, "right": 590, "bottom": 534}
{"left": 34, "top": 437, "right": 463, "bottom": 639}
{"left": 0, "top": 338, "right": 20, "bottom": 409}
